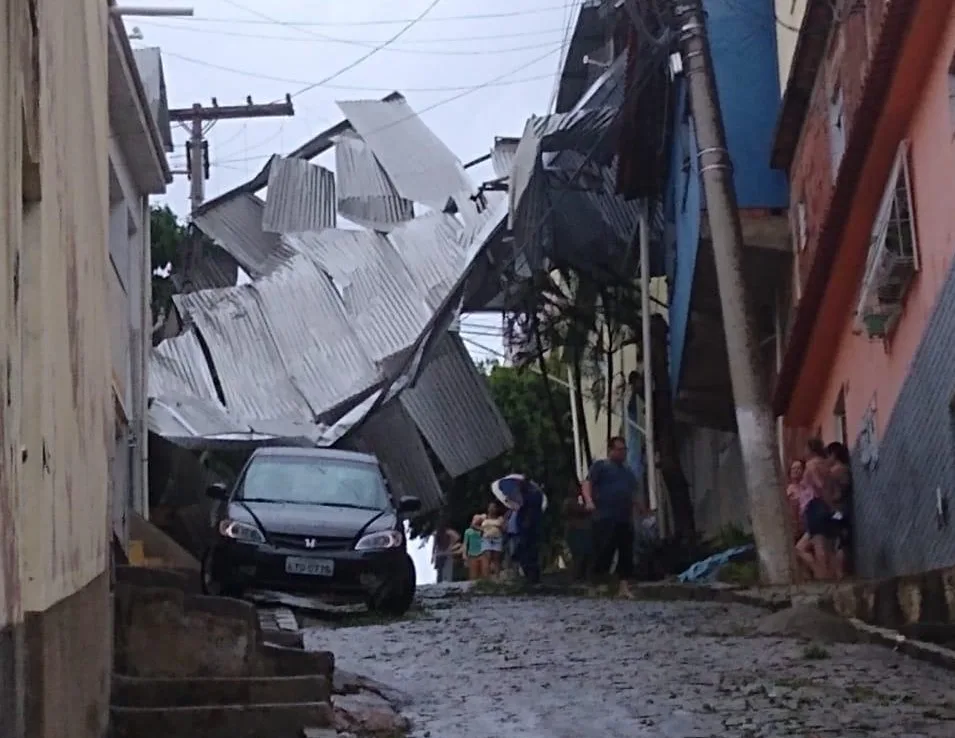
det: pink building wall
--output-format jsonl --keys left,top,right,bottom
{"left": 809, "top": 8, "right": 955, "bottom": 444}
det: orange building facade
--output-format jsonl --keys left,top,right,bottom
{"left": 772, "top": 0, "right": 955, "bottom": 577}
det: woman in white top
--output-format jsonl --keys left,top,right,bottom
{"left": 480, "top": 501, "right": 507, "bottom": 576}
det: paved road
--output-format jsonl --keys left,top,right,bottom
{"left": 304, "top": 588, "right": 955, "bottom": 738}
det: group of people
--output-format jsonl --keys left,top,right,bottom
{"left": 786, "top": 439, "right": 852, "bottom": 581}
{"left": 431, "top": 476, "right": 545, "bottom": 585}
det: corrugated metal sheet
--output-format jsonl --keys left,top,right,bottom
{"left": 337, "top": 96, "right": 475, "bottom": 210}
{"left": 174, "top": 255, "right": 380, "bottom": 421}
{"left": 386, "top": 213, "right": 466, "bottom": 310}
{"left": 192, "top": 193, "right": 295, "bottom": 277}
{"left": 261, "top": 155, "right": 336, "bottom": 234}
{"left": 284, "top": 229, "right": 433, "bottom": 365}
{"left": 148, "top": 329, "right": 219, "bottom": 400}
{"left": 400, "top": 332, "right": 513, "bottom": 477}
{"left": 335, "top": 130, "right": 414, "bottom": 231}
{"left": 344, "top": 399, "right": 444, "bottom": 513}
{"left": 174, "top": 282, "right": 312, "bottom": 421}
{"left": 179, "top": 241, "right": 240, "bottom": 292}
{"left": 251, "top": 256, "right": 380, "bottom": 413}
{"left": 490, "top": 136, "right": 520, "bottom": 180}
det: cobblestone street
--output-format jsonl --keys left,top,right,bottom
{"left": 305, "top": 588, "right": 955, "bottom": 738}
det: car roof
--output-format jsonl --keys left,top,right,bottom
{"left": 250, "top": 446, "right": 380, "bottom": 466}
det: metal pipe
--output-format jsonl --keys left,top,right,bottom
{"left": 567, "top": 366, "right": 584, "bottom": 481}
{"left": 639, "top": 201, "right": 658, "bottom": 512}
{"left": 111, "top": 7, "right": 195, "bottom": 16}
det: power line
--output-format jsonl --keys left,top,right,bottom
{"left": 142, "top": 3, "right": 576, "bottom": 28}
{"left": 209, "top": 41, "right": 567, "bottom": 167}
{"left": 162, "top": 51, "right": 554, "bottom": 93}
{"left": 138, "top": 19, "right": 571, "bottom": 47}
{"left": 219, "top": 0, "right": 446, "bottom": 100}
{"left": 162, "top": 37, "right": 559, "bottom": 61}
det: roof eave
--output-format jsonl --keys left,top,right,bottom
{"left": 107, "top": 13, "right": 171, "bottom": 192}
{"left": 769, "top": 0, "right": 835, "bottom": 172}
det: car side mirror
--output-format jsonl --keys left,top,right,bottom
{"left": 205, "top": 482, "right": 230, "bottom": 501}
{"left": 397, "top": 496, "right": 422, "bottom": 515}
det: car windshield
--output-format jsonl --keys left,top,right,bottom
{"left": 238, "top": 455, "right": 391, "bottom": 510}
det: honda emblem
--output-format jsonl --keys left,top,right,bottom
{"left": 304, "top": 538, "right": 317, "bottom": 549}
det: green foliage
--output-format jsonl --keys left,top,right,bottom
{"left": 413, "top": 362, "right": 577, "bottom": 563}
{"left": 150, "top": 205, "right": 187, "bottom": 327}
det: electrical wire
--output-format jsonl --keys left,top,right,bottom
{"left": 145, "top": 3, "right": 579, "bottom": 28}
{"left": 162, "top": 51, "right": 555, "bottom": 93}
{"left": 138, "top": 19, "right": 571, "bottom": 48}
{"left": 210, "top": 41, "right": 568, "bottom": 167}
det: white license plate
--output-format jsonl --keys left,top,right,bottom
{"left": 285, "top": 556, "right": 335, "bottom": 577}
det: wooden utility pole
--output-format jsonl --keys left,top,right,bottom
{"left": 674, "top": 0, "right": 794, "bottom": 583}
{"left": 168, "top": 95, "right": 295, "bottom": 214}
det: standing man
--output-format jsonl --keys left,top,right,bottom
{"left": 582, "top": 436, "right": 647, "bottom": 597}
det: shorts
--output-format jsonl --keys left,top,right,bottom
{"left": 482, "top": 537, "right": 503, "bottom": 554}
{"left": 804, "top": 498, "right": 838, "bottom": 540}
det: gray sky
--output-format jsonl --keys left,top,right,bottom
{"left": 132, "top": 0, "right": 580, "bottom": 363}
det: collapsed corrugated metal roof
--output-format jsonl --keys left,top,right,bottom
{"left": 152, "top": 95, "right": 515, "bottom": 490}
{"left": 192, "top": 193, "right": 295, "bottom": 277}
{"left": 174, "top": 255, "right": 379, "bottom": 422}
{"left": 337, "top": 96, "right": 476, "bottom": 212}
{"left": 490, "top": 137, "right": 520, "bottom": 180}
{"left": 261, "top": 156, "right": 336, "bottom": 234}
{"left": 400, "top": 332, "right": 513, "bottom": 477}
{"left": 386, "top": 212, "right": 467, "bottom": 311}
{"left": 335, "top": 130, "right": 415, "bottom": 231}
{"left": 507, "top": 52, "right": 641, "bottom": 276}
{"left": 149, "top": 329, "right": 219, "bottom": 401}
{"left": 342, "top": 399, "right": 445, "bottom": 513}
{"left": 283, "top": 228, "right": 433, "bottom": 366}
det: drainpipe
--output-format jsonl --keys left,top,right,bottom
{"left": 639, "top": 201, "right": 658, "bottom": 513}
{"left": 567, "top": 365, "right": 584, "bottom": 481}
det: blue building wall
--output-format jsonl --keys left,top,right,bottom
{"left": 666, "top": 0, "right": 789, "bottom": 390}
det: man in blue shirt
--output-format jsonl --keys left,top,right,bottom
{"left": 582, "top": 436, "right": 647, "bottom": 597}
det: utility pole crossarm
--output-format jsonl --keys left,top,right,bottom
{"left": 172, "top": 95, "right": 296, "bottom": 215}
{"left": 168, "top": 96, "right": 294, "bottom": 123}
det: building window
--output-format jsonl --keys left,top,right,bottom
{"left": 854, "top": 140, "right": 920, "bottom": 339}
{"left": 790, "top": 200, "right": 807, "bottom": 300}
{"left": 829, "top": 82, "right": 846, "bottom": 177}
{"left": 794, "top": 200, "right": 807, "bottom": 251}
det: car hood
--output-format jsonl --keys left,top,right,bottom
{"left": 232, "top": 501, "right": 395, "bottom": 538}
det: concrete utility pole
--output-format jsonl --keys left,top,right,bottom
{"left": 674, "top": 0, "right": 794, "bottom": 583}
{"left": 168, "top": 96, "right": 295, "bottom": 214}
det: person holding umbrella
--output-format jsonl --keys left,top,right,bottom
{"left": 491, "top": 474, "right": 547, "bottom": 585}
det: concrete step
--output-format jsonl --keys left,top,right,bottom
{"left": 111, "top": 673, "right": 330, "bottom": 708}
{"left": 110, "top": 701, "right": 333, "bottom": 738}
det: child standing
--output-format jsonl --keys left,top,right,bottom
{"left": 463, "top": 514, "right": 486, "bottom": 580}
{"left": 481, "top": 502, "right": 507, "bottom": 577}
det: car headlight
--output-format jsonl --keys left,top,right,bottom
{"left": 354, "top": 530, "right": 404, "bottom": 551}
{"left": 218, "top": 518, "right": 266, "bottom": 544}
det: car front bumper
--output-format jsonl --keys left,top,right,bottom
{"left": 209, "top": 538, "right": 408, "bottom": 602}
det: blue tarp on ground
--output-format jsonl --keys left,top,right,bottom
{"left": 677, "top": 544, "right": 755, "bottom": 583}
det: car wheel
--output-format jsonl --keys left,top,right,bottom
{"left": 372, "top": 554, "right": 416, "bottom": 617}
{"left": 201, "top": 546, "right": 241, "bottom": 598}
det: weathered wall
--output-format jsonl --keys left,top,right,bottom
{"left": 17, "top": 0, "right": 111, "bottom": 614}
{"left": 1, "top": 0, "right": 112, "bottom": 735}
{"left": 678, "top": 426, "right": 749, "bottom": 539}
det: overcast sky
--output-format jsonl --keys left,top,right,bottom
{"left": 130, "top": 0, "right": 581, "bottom": 364}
